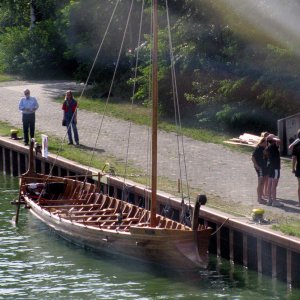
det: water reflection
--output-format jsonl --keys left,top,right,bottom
{"left": 0, "top": 174, "right": 299, "bottom": 299}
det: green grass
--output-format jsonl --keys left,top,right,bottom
{"left": 0, "top": 121, "right": 13, "bottom": 135}
{"left": 72, "top": 95, "right": 230, "bottom": 145}
{"left": 74, "top": 95, "right": 257, "bottom": 161}
{"left": 0, "top": 73, "right": 15, "bottom": 82}
{"left": 272, "top": 221, "right": 300, "bottom": 238}
{"left": 39, "top": 135, "right": 151, "bottom": 186}
{"left": 79, "top": 96, "right": 152, "bottom": 125}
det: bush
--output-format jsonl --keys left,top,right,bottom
{"left": 0, "top": 27, "right": 28, "bottom": 74}
{"left": 0, "top": 22, "right": 68, "bottom": 78}
{"left": 216, "top": 104, "right": 277, "bottom": 134}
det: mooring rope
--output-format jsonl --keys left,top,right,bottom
{"left": 210, "top": 218, "right": 230, "bottom": 236}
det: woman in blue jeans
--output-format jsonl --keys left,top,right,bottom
{"left": 62, "top": 90, "right": 79, "bottom": 145}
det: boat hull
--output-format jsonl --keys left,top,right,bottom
{"left": 26, "top": 196, "right": 211, "bottom": 270}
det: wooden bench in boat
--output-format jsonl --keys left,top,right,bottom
{"left": 42, "top": 204, "right": 104, "bottom": 209}
{"left": 39, "top": 199, "right": 98, "bottom": 204}
{"left": 69, "top": 211, "right": 127, "bottom": 215}
{"left": 63, "top": 213, "right": 128, "bottom": 219}
{"left": 64, "top": 209, "right": 122, "bottom": 214}
{"left": 76, "top": 217, "right": 140, "bottom": 224}
{"left": 47, "top": 207, "right": 119, "bottom": 216}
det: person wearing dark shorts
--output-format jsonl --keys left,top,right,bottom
{"left": 265, "top": 134, "right": 282, "bottom": 207}
{"left": 252, "top": 137, "right": 268, "bottom": 204}
{"left": 292, "top": 129, "right": 300, "bottom": 206}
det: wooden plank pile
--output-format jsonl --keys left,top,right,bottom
{"left": 224, "top": 133, "right": 260, "bottom": 147}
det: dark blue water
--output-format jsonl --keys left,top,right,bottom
{"left": 1, "top": 174, "right": 300, "bottom": 299}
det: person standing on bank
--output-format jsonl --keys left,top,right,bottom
{"left": 292, "top": 129, "right": 300, "bottom": 207}
{"left": 265, "top": 134, "right": 283, "bottom": 207}
{"left": 252, "top": 137, "right": 268, "bottom": 204}
{"left": 19, "top": 89, "right": 39, "bottom": 146}
{"left": 62, "top": 90, "right": 79, "bottom": 145}
{"left": 260, "top": 131, "right": 270, "bottom": 198}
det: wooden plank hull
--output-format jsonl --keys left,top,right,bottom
{"left": 20, "top": 174, "right": 212, "bottom": 270}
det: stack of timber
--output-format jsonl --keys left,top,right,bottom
{"left": 224, "top": 133, "right": 260, "bottom": 147}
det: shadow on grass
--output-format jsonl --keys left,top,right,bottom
{"left": 69, "top": 143, "right": 105, "bottom": 154}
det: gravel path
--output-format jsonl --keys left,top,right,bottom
{"left": 1, "top": 80, "right": 299, "bottom": 217}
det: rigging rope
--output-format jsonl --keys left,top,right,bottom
{"left": 85, "top": 0, "right": 136, "bottom": 181}
{"left": 122, "top": 0, "right": 145, "bottom": 202}
{"left": 45, "top": 0, "right": 121, "bottom": 183}
{"left": 40, "top": 0, "right": 153, "bottom": 206}
{"left": 165, "top": 0, "right": 191, "bottom": 207}
{"left": 78, "top": 0, "right": 121, "bottom": 101}
{"left": 39, "top": 0, "right": 192, "bottom": 216}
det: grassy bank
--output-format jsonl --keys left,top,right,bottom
{"left": 0, "top": 73, "right": 15, "bottom": 82}
{"left": 67, "top": 95, "right": 232, "bottom": 145}
{"left": 273, "top": 221, "right": 300, "bottom": 237}
{"left": 74, "top": 95, "right": 256, "bottom": 160}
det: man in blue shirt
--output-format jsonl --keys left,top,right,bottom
{"left": 19, "top": 89, "right": 39, "bottom": 146}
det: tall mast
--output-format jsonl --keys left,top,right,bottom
{"left": 150, "top": 0, "right": 158, "bottom": 227}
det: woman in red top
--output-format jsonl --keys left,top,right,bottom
{"left": 62, "top": 90, "right": 79, "bottom": 145}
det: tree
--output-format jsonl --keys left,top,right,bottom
{"left": 0, "top": 0, "right": 70, "bottom": 77}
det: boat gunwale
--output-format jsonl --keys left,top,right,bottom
{"left": 27, "top": 196, "right": 212, "bottom": 238}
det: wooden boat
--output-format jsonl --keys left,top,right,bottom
{"left": 18, "top": 0, "right": 212, "bottom": 270}
{"left": 18, "top": 143, "right": 212, "bottom": 269}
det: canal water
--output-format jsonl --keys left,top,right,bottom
{"left": 1, "top": 174, "right": 300, "bottom": 299}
